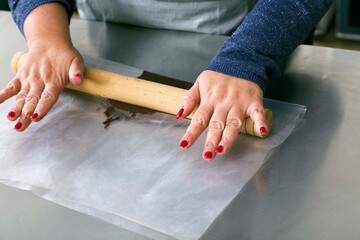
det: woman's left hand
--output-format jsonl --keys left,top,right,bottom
{"left": 177, "top": 70, "right": 268, "bottom": 160}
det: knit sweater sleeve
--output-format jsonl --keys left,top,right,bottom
{"left": 206, "top": 0, "right": 334, "bottom": 92}
{"left": 8, "top": 0, "right": 75, "bottom": 34}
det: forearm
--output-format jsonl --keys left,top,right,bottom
{"left": 23, "top": 2, "right": 73, "bottom": 50}
{"left": 8, "top": 0, "right": 75, "bottom": 34}
{"left": 206, "top": 0, "right": 334, "bottom": 91}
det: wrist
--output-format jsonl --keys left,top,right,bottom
{"left": 27, "top": 37, "right": 74, "bottom": 53}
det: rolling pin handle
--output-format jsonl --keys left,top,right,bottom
{"left": 11, "top": 51, "right": 26, "bottom": 73}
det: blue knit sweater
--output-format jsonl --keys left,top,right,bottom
{"left": 8, "top": 0, "right": 333, "bottom": 91}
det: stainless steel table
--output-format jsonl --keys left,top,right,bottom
{"left": 1, "top": 11, "right": 360, "bottom": 240}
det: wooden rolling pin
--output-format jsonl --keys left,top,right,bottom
{"left": 11, "top": 51, "right": 272, "bottom": 137}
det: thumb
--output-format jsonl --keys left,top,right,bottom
{"left": 68, "top": 55, "right": 85, "bottom": 85}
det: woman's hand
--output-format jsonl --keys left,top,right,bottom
{"left": 0, "top": 2, "right": 84, "bottom": 131}
{"left": 177, "top": 70, "right": 268, "bottom": 160}
{"left": 0, "top": 46, "right": 84, "bottom": 131}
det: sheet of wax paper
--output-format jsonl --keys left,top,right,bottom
{"left": 0, "top": 90, "right": 306, "bottom": 240}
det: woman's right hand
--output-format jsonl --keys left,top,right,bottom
{"left": 0, "top": 2, "right": 84, "bottom": 131}
{"left": 0, "top": 45, "right": 84, "bottom": 131}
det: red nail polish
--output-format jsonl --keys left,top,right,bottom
{"left": 74, "top": 73, "right": 82, "bottom": 78}
{"left": 204, "top": 151, "right": 213, "bottom": 160}
{"left": 31, "top": 113, "right": 39, "bottom": 120}
{"left": 7, "top": 111, "right": 15, "bottom": 118}
{"left": 179, "top": 140, "right": 188, "bottom": 148}
{"left": 14, "top": 122, "right": 22, "bottom": 130}
{"left": 176, "top": 108, "right": 184, "bottom": 119}
{"left": 215, "top": 145, "right": 224, "bottom": 154}
{"left": 260, "top": 127, "right": 266, "bottom": 134}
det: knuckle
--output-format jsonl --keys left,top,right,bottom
{"left": 191, "top": 115, "right": 206, "bottom": 128}
{"left": 252, "top": 108, "right": 264, "bottom": 115}
{"left": 26, "top": 95, "right": 39, "bottom": 105}
{"left": 208, "top": 120, "right": 224, "bottom": 131}
{"left": 6, "top": 83, "right": 17, "bottom": 92}
{"left": 41, "top": 92, "right": 56, "bottom": 101}
{"left": 15, "top": 92, "right": 27, "bottom": 101}
{"left": 226, "top": 118, "right": 242, "bottom": 128}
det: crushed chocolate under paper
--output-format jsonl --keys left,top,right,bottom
{"left": 102, "top": 99, "right": 156, "bottom": 128}
{"left": 101, "top": 99, "right": 189, "bottom": 129}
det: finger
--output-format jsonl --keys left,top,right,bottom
{"left": 22, "top": 86, "right": 44, "bottom": 122}
{"left": 1, "top": 79, "right": 22, "bottom": 120}
{"left": 248, "top": 105, "right": 268, "bottom": 137}
{"left": 0, "top": 78, "right": 21, "bottom": 104}
{"left": 176, "top": 81, "right": 200, "bottom": 119}
{"left": 30, "top": 85, "right": 60, "bottom": 122}
{"left": 8, "top": 87, "right": 29, "bottom": 122}
{"left": 68, "top": 55, "right": 85, "bottom": 85}
{"left": 14, "top": 89, "right": 44, "bottom": 131}
{"left": 179, "top": 105, "right": 212, "bottom": 150}
{"left": 202, "top": 107, "right": 227, "bottom": 161}
{"left": 215, "top": 107, "right": 244, "bottom": 155}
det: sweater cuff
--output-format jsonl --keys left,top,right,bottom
{"left": 11, "top": 0, "right": 74, "bottom": 35}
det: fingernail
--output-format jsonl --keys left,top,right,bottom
{"left": 215, "top": 145, "right": 224, "bottom": 154}
{"left": 179, "top": 140, "right": 188, "bottom": 148}
{"left": 31, "top": 113, "right": 39, "bottom": 120}
{"left": 176, "top": 108, "right": 184, "bottom": 119}
{"left": 7, "top": 111, "right": 15, "bottom": 118}
{"left": 204, "top": 151, "right": 213, "bottom": 160}
{"left": 260, "top": 127, "right": 266, "bottom": 134}
{"left": 14, "top": 122, "right": 22, "bottom": 130}
{"left": 73, "top": 73, "right": 82, "bottom": 78}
